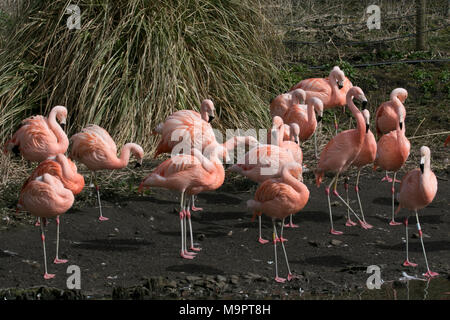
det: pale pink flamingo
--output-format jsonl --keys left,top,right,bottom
{"left": 20, "top": 154, "right": 85, "bottom": 226}
{"left": 70, "top": 124, "right": 144, "bottom": 221}
{"left": 139, "top": 144, "right": 227, "bottom": 259}
{"left": 375, "top": 88, "right": 408, "bottom": 182}
{"left": 374, "top": 107, "right": 410, "bottom": 226}
{"left": 290, "top": 66, "right": 353, "bottom": 133}
{"left": 269, "top": 89, "right": 306, "bottom": 119}
{"left": 315, "top": 86, "right": 368, "bottom": 235}
{"left": 345, "top": 109, "right": 376, "bottom": 229}
{"left": 4, "top": 106, "right": 68, "bottom": 162}
{"left": 17, "top": 173, "right": 74, "bottom": 279}
{"left": 283, "top": 97, "right": 324, "bottom": 158}
{"left": 395, "top": 146, "right": 438, "bottom": 278}
{"left": 247, "top": 162, "right": 309, "bottom": 283}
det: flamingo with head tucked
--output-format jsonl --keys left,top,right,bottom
{"left": 269, "top": 89, "right": 306, "bottom": 119}
{"left": 4, "top": 106, "right": 68, "bottom": 162}
{"left": 70, "top": 124, "right": 144, "bottom": 221}
{"left": 18, "top": 173, "right": 74, "bottom": 279}
{"left": 315, "top": 86, "right": 368, "bottom": 235}
{"left": 395, "top": 146, "right": 438, "bottom": 278}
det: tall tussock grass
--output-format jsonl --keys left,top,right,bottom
{"left": 0, "top": 0, "right": 284, "bottom": 155}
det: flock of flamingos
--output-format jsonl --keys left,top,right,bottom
{"left": 3, "top": 66, "right": 447, "bottom": 283}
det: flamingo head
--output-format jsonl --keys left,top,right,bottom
{"left": 419, "top": 146, "right": 431, "bottom": 174}
{"left": 131, "top": 144, "right": 144, "bottom": 167}
{"left": 391, "top": 88, "right": 408, "bottom": 103}
{"left": 53, "top": 105, "right": 68, "bottom": 128}
{"left": 331, "top": 66, "right": 345, "bottom": 89}
{"left": 309, "top": 97, "right": 324, "bottom": 121}
{"left": 362, "top": 109, "right": 370, "bottom": 133}
{"left": 397, "top": 108, "right": 405, "bottom": 130}
{"left": 291, "top": 88, "right": 306, "bottom": 105}
{"left": 289, "top": 123, "right": 300, "bottom": 144}
{"left": 200, "top": 99, "right": 215, "bottom": 123}
{"left": 348, "top": 86, "right": 367, "bottom": 109}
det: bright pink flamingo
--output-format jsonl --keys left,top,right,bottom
{"left": 345, "top": 109, "right": 376, "bottom": 229}
{"left": 375, "top": 88, "right": 408, "bottom": 182}
{"left": 4, "top": 106, "right": 68, "bottom": 162}
{"left": 315, "top": 86, "right": 368, "bottom": 235}
{"left": 283, "top": 97, "right": 324, "bottom": 158}
{"left": 247, "top": 162, "right": 309, "bottom": 283}
{"left": 395, "top": 146, "right": 438, "bottom": 278}
{"left": 374, "top": 107, "right": 410, "bottom": 226}
{"left": 139, "top": 145, "right": 227, "bottom": 259}
{"left": 70, "top": 124, "right": 144, "bottom": 221}
{"left": 269, "top": 89, "right": 306, "bottom": 119}
{"left": 21, "top": 154, "right": 85, "bottom": 226}
{"left": 17, "top": 173, "right": 74, "bottom": 279}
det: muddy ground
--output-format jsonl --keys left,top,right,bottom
{"left": 0, "top": 162, "right": 449, "bottom": 300}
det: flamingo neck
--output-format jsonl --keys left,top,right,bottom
{"left": 307, "top": 103, "right": 317, "bottom": 127}
{"left": 47, "top": 109, "right": 69, "bottom": 153}
{"left": 281, "top": 167, "right": 306, "bottom": 194}
{"left": 110, "top": 143, "right": 137, "bottom": 169}
{"left": 346, "top": 95, "right": 365, "bottom": 145}
{"left": 57, "top": 156, "right": 75, "bottom": 180}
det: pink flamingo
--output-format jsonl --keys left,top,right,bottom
{"left": 17, "top": 173, "right": 74, "bottom": 279}
{"left": 139, "top": 144, "right": 227, "bottom": 259}
{"left": 345, "top": 109, "right": 376, "bottom": 229}
{"left": 374, "top": 107, "right": 410, "bottom": 226}
{"left": 283, "top": 97, "right": 324, "bottom": 158}
{"left": 395, "top": 146, "right": 438, "bottom": 278}
{"left": 21, "top": 154, "right": 85, "bottom": 226}
{"left": 70, "top": 124, "right": 144, "bottom": 221}
{"left": 269, "top": 89, "right": 306, "bottom": 119}
{"left": 4, "top": 106, "right": 68, "bottom": 162}
{"left": 247, "top": 162, "right": 309, "bottom": 283}
{"left": 375, "top": 88, "right": 408, "bottom": 182}
{"left": 290, "top": 66, "right": 353, "bottom": 133}
{"left": 315, "top": 86, "right": 368, "bottom": 235}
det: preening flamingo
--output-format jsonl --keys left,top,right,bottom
{"left": 4, "top": 106, "right": 68, "bottom": 162}
{"left": 374, "top": 107, "right": 410, "bottom": 226}
{"left": 70, "top": 124, "right": 144, "bottom": 221}
{"left": 247, "top": 162, "right": 309, "bottom": 283}
{"left": 18, "top": 173, "right": 74, "bottom": 279}
{"left": 139, "top": 144, "right": 227, "bottom": 259}
{"left": 395, "top": 146, "right": 438, "bottom": 278}
{"left": 315, "top": 86, "right": 368, "bottom": 235}
{"left": 346, "top": 109, "right": 376, "bottom": 229}
{"left": 269, "top": 89, "right": 306, "bottom": 119}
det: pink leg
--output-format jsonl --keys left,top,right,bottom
{"left": 272, "top": 220, "right": 286, "bottom": 283}
{"left": 191, "top": 195, "right": 203, "bottom": 211}
{"left": 416, "top": 211, "right": 438, "bottom": 278}
{"left": 402, "top": 217, "right": 417, "bottom": 267}
{"left": 186, "top": 209, "right": 201, "bottom": 252}
{"left": 95, "top": 181, "right": 109, "bottom": 221}
{"left": 389, "top": 173, "right": 402, "bottom": 226}
{"left": 258, "top": 215, "right": 269, "bottom": 244}
{"left": 35, "top": 218, "right": 40, "bottom": 227}
{"left": 53, "top": 217, "right": 68, "bottom": 264}
{"left": 40, "top": 224, "right": 55, "bottom": 279}
{"left": 283, "top": 214, "right": 299, "bottom": 228}
{"left": 326, "top": 183, "right": 343, "bottom": 235}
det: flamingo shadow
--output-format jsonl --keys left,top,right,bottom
{"left": 72, "top": 238, "right": 152, "bottom": 252}
{"left": 166, "top": 264, "right": 225, "bottom": 275}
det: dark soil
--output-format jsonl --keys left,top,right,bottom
{"left": 0, "top": 164, "right": 449, "bottom": 300}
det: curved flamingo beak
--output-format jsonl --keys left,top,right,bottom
{"left": 134, "top": 162, "right": 142, "bottom": 168}
{"left": 399, "top": 122, "right": 403, "bottom": 130}
{"left": 366, "top": 123, "right": 369, "bottom": 133}
{"left": 208, "top": 115, "right": 215, "bottom": 123}
{"left": 361, "top": 100, "right": 367, "bottom": 110}
{"left": 317, "top": 115, "right": 323, "bottom": 122}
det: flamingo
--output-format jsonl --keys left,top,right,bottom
{"left": 315, "top": 86, "right": 368, "bottom": 235}
{"left": 283, "top": 97, "right": 324, "bottom": 158}
{"left": 374, "top": 107, "right": 410, "bottom": 226}
{"left": 375, "top": 88, "right": 408, "bottom": 182}
{"left": 247, "top": 162, "right": 309, "bottom": 283}
{"left": 395, "top": 146, "right": 438, "bottom": 278}
{"left": 345, "top": 109, "right": 376, "bottom": 229}
{"left": 70, "top": 124, "right": 144, "bottom": 221}
{"left": 290, "top": 66, "right": 353, "bottom": 133}
{"left": 20, "top": 153, "right": 85, "bottom": 226}
{"left": 139, "top": 144, "right": 227, "bottom": 259}
{"left": 4, "top": 106, "right": 68, "bottom": 162}
{"left": 269, "top": 89, "right": 306, "bottom": 119}
{"left": 17, "top": 173, "right": 74, "bottom": 279}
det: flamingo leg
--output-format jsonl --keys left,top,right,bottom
{"left": 279, "top": 218, "right": 295, "bottom": 281}
{"left": 94, "top": 172, "right": 108, "bottom": 221}
{"left": 415, "top": 211, "right": 439, "bottom": 278}
{"left": 54, "top": 216, "right": 68, "bottom": 264}
{"left": 389, "top": 172, "right": 402, "bottom": 226}
{"left": 186, "top": 197, "right": 201, "bottom": 252}
{"left": 402, "top": 217, "right": 417, "bottom": 267}
{"left": 355, "top": 169, "right": 373, "bottom": 229}
{"left": 258, "top": 214, "right": 269, "bottom": 244}
{"left": 326, "top": 175, "right": 343, "bottom": 235}
{"left": 89, "top": 172, "right": 94, "bottom": 187}
{"left": 40, "top": 223, "right": 55, "bottom": 279}
{"left": 179, "top": 191, "right": 194, "bottom": 259}
{"left": 334, "top": 112, "right": 338, "bottom": 135}
{"left": 381, "top": 171, "right": 392, "bottom": 182}
{"left": 331, "top": 174, "right": 364, "bottom": 229}
{"left": 191, "top": 195, "right": 203, "bottom": 211}
{"left": 272, "top": 219, "right": 285, "bottom": 283}
{"left": 344, "top": 177, "right": 356, "bottom": 227}
{"left": 277, "top": 220, "right": 288, "bottom": 242}
{"left": 284, "top": 214, "right": 299, "bottom": 228}
{"left": 35, "top": 217, "right": 41, "bottom": 227}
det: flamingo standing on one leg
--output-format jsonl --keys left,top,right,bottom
{"left": 375, "top": 88, "right": 408, "bottom": 182}
{"left": 395, "top": 146, "right": 438, "bottom": 278}
{"left": 290, "top": 66, "right": 353, "bottom": 134}
{"left": 139, "top": 144, "right": 227, "bottom": 259}
{"left": 20, "top": 154, "right": 85, "bottom": 227}
{"left": 315, "top": 86, "right": 368, "bottom": 235}
{"left": 346, "top": 109, "right": 376, "bottom": 229}
{"left": 17, "top": 173, "right": 74, "bottom": 279}
{"left": 247, "top": 162, "right": 309, "bottom": 283}
{"left": 269, "top": 89, "right": 306, "bottom": 119}
{"left": 374, "top": 107, "right": 410, "bottom": 226}
{"left": 4, "top": 106, "right": 68, "bottom": 162}
{"left": 70, "top": 124, "right": 144, "bottom": 221}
